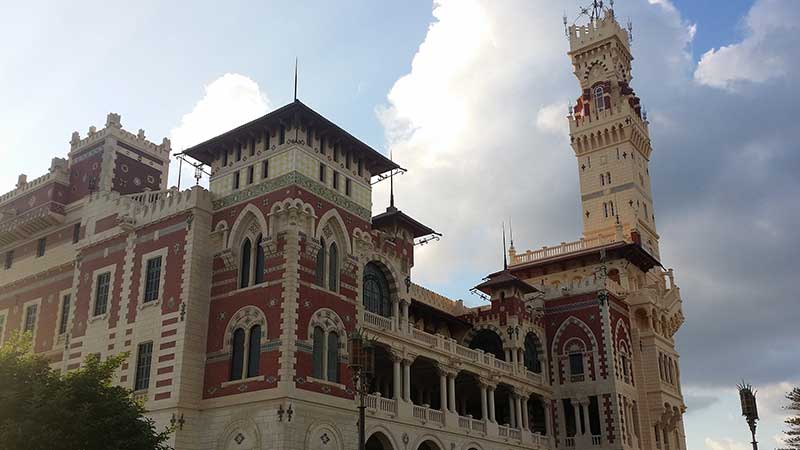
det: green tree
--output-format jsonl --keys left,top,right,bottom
{"left": 0, "top": 333, "right": 172, "bottom": 450}
{"left": 784, "top": 387, "right": 800, "bottom": 449}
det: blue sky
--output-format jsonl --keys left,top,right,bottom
{"left": 2, "top": 1, "right": 798, "bottom": 449}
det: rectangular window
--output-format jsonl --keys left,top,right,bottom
{"left": 357, "top": 158, "right": 363, "bottom": 176}
{"left": 221, "top": 149, "right": 228, "bottom": 167}
{"left": 249, "top": 138, "right": 255, "bottom": 156}
{"left": 72, "top": 223, "right": 81, "bottom": 244}
{"left": 333, "top": 171, "right": 339, "bottom": 190}
{"left": 23, "top": 304, "right": 37, "bottom": 333}
{"left": 333, "top": 144, "right": 340, "bottom": 162}
{"left": 4, "top": 250, "right": 13, "bottom": 270}
{"left": 143, "top": 256, "right": 162, "bottom": 303}
{"left": 319, "top": 135, "right": 326, "bottom": 154}
{"left": 262, "top": 160, "right": 269, "bottom": 179}
{"left": 307, "top": 127, "right": 314, "bottom": 145}
{"left": 345, "top": 178, "right": 352, "bottom": 197}
{"left": 94, "top": 272, "right": 111, "bottom": 316}
{"left": 569, "top": 353, "right": 584, "bottom": 375}
{"left": 319, "top": 163, "right": 326, "bottom": 183}
{"left": 279, "top": 125, "right": 286, "bottom": 145}
{"left": 345, "top": 152, "right": 351, "bottom": 169}
{"left": 247, "top": 166, "right": 254, "bottom": 185}
{"left": 134, "top": 342, "right": 153, "bottom": 391}
{"left": 233, "top": 171, "right": 240, "bottom": 190}
{"left": 264, "top": 130, "right": 270, "bottom": 150}
{"left": 36, "top": 238, "right": 46, "bottom": 257}
{"left": 236, "top": 143, "right": 242, "bottom": 161}
{"left": 59, "top": 294, "right": 71, "bottom": 335}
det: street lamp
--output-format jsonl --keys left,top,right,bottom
{"left": 738, "top": 382, "right": 759, "bottom": 450}
{"left": 348, "top": 328, "right": 376, "bottom": 450}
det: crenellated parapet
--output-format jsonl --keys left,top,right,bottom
{"left": 69, "top": 112, "right": 171, "bottom": 161}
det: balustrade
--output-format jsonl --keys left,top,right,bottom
{"left": 591, "top": 435, "right": 602, "bottom": 446}
{"left": 565, "top": 437, "right": 576, "bottom": 448}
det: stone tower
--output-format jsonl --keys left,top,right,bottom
{"left": 567, "top": 8, "right": 660, "bottom": 259}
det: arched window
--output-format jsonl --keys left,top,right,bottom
{"left": 240, "top": 239, "right": 252, "bottom": 288}
{"left": 247, "top": 325, "right": 261, "bottom": 378}
{"left": 363, "top": 263, "right": 391, "bottom": 317}
{"left": 312, "top": 326, "right": 324, "bottom": 379}
{"left": 606, "top": 171, "right": 612, "bottom": 184}
{"left": 610, "top": 201, "right": 615, "bottom": 217}
{"left": 594, "top": 86, "right": 606, "bottom": 112}
{"left": 315, "top": 238, "right": 326, "bottom": 287}
{"left": 327, "top": 332, "right": 340, "bottom": 382}
{"left": 230, "top": 328, "right": 245, "bottom": 380}
{"left": 328, "top": 242, "right": 338, "bottom": 292}
{"left": 600, "top": 174, "right": 605, "bottom": 186}
{"left": 603, "top": 203, "right": 609, "bottom": 218}
{"left": 524, "top": 333, "right": 542, "bottom": 373}
{"left": 254, "top": 234, "right": 265, "bottom": 285}
{"left": 619, "top": 349, "right": 630, "bottom": 382}
{"left": 569, "top": 353, "right": 584, "bottom": 376}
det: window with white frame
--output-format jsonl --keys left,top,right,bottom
{"left": 594, "top": 86, "right": 606, "bottom": 112}
{"left": 311, "top": 326, "right": 340, "bottom": 383}
{"left": 23, "top": 304, "right": 38, "bottom": 333}
{"left": 58, "top": 294, "right": 71, "bottom": 335}
{"left": 134, "top": 342, "right": 153, "bottom": 391}
{"left": 93, "top": 272, "right": 111, "bottom": 316}
{"left": 143, "top": 256, "right": 162, "bottom": 303}
{"left": 238, "top": 233, "right": 265, "bottom": 289}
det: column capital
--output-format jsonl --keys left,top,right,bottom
{"left": 479, "top": 377, "right": 496, "bottom": 389}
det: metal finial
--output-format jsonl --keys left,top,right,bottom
{"left": 293, "top": 58, "right": 298, "bottom": 101}
{"left": 502, "top": 222, "right": 508, "bottom": 270}
{"left": 389, "top": 148, "right": 395, "bottom": 209}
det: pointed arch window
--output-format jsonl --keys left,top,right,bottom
{"left": 230, "top": 328, "right": 245, "bottom": 380}
{"left": 254, "top": 234, "right": 265, "bottom": 285}
{"left": 230, "top": 325, "right": 262, "bottom": 381}
{"left": 328, "top": 242, "right": 338, "bottom": 291}
{"left": 363, "top": 263, "right": 391, "bottom": 317}
{"left": 247, "top": 325, "right": 261, "bottom": 378}
{"left": 312, "top": 326, "right": 325, "bottom": 379}
{"left": 523, "top": 333, "right": 542, "bottom": 373}
{"left": 311, "top": 326, "right": 339, "bottom": 382}
{"left": 315, "top": 238, "right": 326, "bottom": 287}
{"left": 594, "top": 86, "right": 606, "bottom": 112}
{"left": 600, "top": 174, "right": 606, "bottom": 186}
{"left": 326, "top": 332, "right": 340, "bottom": 382}
{"left": 240, "top": 239, "right": 251, "bottom": 288}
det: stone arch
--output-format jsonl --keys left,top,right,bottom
{"left": 216, "top": 416, "right": 261, "bottom": 450}
{"left": 464, "top": 324, "right": 507, "bottom": 360}
{"left": 228, "top": 203, "right": 268, "bottom": 250}
{"left": 304, "top": 421, "right": 344, "bottom": 450}
{"left": 223, "top": 305, "right": 267, "bottom": 353}
{"left": 412, "top": 434, "right": 446, "bottom": 450}
{"left": 365, "top": 425, "right": 399, "bottom": 450}
{"left": 523, "top": 329, "right": 545, "bottom": 373}
{"left": 461, "top": 443, "right": 484, "bottom": 450}
{"left": 551, "top": 316, "right": 598, "bottom": 357}
{"left": 307, "top": 308, "right": 348, "bottom": 348}
{"left": 315, "top": 208, "right": 352, "bottom": 254}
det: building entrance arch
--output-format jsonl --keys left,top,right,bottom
{"left": 365, "top": 431, "right": 394, "bottom": 450}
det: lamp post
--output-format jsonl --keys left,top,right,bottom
{"left": 348, "top": 328, "right": 375, "bottom": 450}
{"left": 738, "top": 382, "right": 759, "bottom": 450}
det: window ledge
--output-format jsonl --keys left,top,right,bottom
{"left": 88, "top": 312, "right": 108, "bottom": 323}
{"left": 221, "top": 375, "right": 265, "bottom": 388}
{"left": 138, "top": 298, "right": 162, "bottom": 311}
{"left": 307, "top": 376, "right": 346, "bottom": 390}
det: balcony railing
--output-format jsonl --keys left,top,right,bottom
{"left": 363, "top": 311, "right": 393, "bottom": 331}
{"left": 591, "top": 435, "right": 602, "bottom": 446}
{"left": 509, "top": 428, "right": 522, "bottom": 440}
{"left": 364, "top": 314, "right": 549, "bottom": 388}
{"left": 411, "top": 405, "right": 444, "bottom": 426}
{"left": 565, "top": 437, "right": 576, "bottom": 448}
{"left": 511, "top": 235, "right": 617, "bottom": 266}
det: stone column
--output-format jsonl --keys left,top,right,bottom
{"left": 392, "top": 299, "right": 400, "bottom": 331}
{"left": 439, "top": 370, "right": 447, "bottom": 412}
{"left": 393, "top": 357, "right": 402, "bottom": 400}
{"left": 522, "top": 395, "right": 530, "bottom": 431}
{"left": 448, "top": 373, "right": 456, "bottom": 413}
{"left": 505, "top": 349, "right": 511, "bottom": 362}
{"left": 488, "top": 387, "right": 496, "bottom": 422}
{"left": 480, "top": 384, "right": 488, "bottom": 421}
{"left": 403, "top": 359, "right": 411, "bottom": 401}
{"left": 545, "top": 401, "right": 553, "bottom": 436}
{"left": 516, "top": 394, "right": 524, "bottom": 429}
{"left": 572, "top": 399, "right": 582, "bottom": 436}
{"left": 580, "top": 401, "right": 589, "bottom": 436}
{"left": 402, "top": 301, "right": 410, "bottom": 333}
{"left": 510, "top": 393, "right": 517, "bottom": 428}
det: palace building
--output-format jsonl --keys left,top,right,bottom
{"left": 0, "top": 5, "right": 686, "bottom": 450}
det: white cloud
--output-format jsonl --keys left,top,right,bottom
{"left": 704, "top": 437, "right": 750, "bottom": 450}
{"left": 170, "top": 73, "right": 270, "bottom": 153}
{"left": 536, "top": 102, "right": 568, "bottom": 135}
{"left": 694, "top": 0, "right": 800, "bottom": 89}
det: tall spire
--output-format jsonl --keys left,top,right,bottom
{"left": 293, "top": 58, "right": 298, "bottom": 101}
{"left": 502, "top": 222, "right": 508, "bottom": 270}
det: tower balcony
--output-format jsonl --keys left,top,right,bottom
{"left": 0, "top": 200, "right": 66, "bottom": 247}
{"left": 510, "top": 234, "right": 621, "bottom": 267}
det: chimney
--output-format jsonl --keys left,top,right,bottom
{"left": 16, "top": 174, "right": 27, "bottom": 189}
